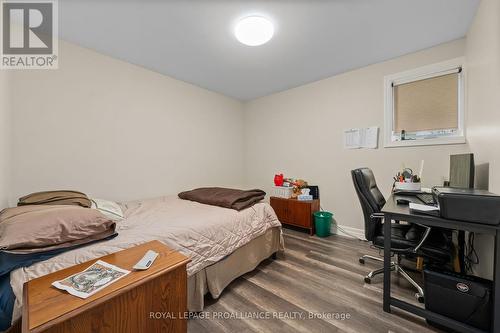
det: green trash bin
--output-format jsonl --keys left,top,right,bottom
{"left": 313, "top": 211, "right": 333, "bottom": 237}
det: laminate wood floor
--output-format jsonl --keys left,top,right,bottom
{"left": 188, "top": 228, "right": 441, "bottom": 333}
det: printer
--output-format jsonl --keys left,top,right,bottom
{"left": 432, "top": 187, "right": 500, "bottom": 225}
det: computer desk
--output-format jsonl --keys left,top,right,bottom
{"left": 382, "top": 194, "right": 500, "bottom": 333}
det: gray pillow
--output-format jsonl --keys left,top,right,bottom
{"left": 0, "top": 205, "right": 116, "bottom": 254}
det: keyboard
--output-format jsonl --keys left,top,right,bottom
{"left": 416, "top": 193, "right": 437, "bottom": 205}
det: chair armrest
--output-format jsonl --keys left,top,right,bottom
{"left": 370, "top": 213, "right": 385, "bottom": 220}
{"left": 412, "top": 224, "right": 432, "bottom": 253}
{"left": 371, "top": 213, "right": 401, "bottom": 225}
{"left": 372, "top": 213, "right": 431, "bottom": 253}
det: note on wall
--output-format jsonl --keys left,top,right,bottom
{"left": 361, "top": 126, "right": 379, "bottom": 149}
{"left": 344, "top": 127, "right": 378, "bottom": 149}
{"left": 344, "top": 129, "right": 361, "bottom": 149}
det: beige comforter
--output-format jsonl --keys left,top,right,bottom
{"left": 9, "top": 195, "right": 282, "bottom": 323}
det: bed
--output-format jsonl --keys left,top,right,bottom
{"left": 7, "top": 195, "right": 284, "bottom": 327}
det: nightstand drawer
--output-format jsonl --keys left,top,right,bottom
{"left": 288, "top": 203, "right": 312, "bottom": 228}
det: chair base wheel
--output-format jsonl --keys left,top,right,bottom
{"left": 364, "top": 276, "right": 371, "bottom": 284}
{"left": 359, "top": 258, "right": 365, "bottom": 264}
{"left": 416, "top": 293, "right": 424, "bottom": 303}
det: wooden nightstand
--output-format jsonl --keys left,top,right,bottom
{"left": 270, "top": 197, "right": 320, "bottom": 235}
{"left": 22, "top": 241, "right": 190, "bottom": 333}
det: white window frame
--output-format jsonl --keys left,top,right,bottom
{"left": 383, "top": 57, "right": 466, "bottom": 148}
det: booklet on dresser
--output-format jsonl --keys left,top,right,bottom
{"left": 52, "top": 260, "right": 130, "bottom": 299}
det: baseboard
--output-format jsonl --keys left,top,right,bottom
{"left": 331, "top": 224, "right": 366, "bottom": 240}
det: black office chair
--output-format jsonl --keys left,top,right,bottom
{"left": 351, "top": 168, "right": 452, "bottom": 302}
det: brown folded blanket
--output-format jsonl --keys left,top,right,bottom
{"left": 178, "top": 187, "right": 266, "bottom": 211}
{"left": 18, "top": 190, "right": 92, "bottom": 208}
{"left": 0, "top": 205, "right": 116, "bottom": 254}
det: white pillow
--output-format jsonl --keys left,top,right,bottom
{"left": 90, "top": 198, "right": 124, "bottom": 221}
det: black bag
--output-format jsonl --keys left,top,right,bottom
{"left": 424, "top": 268, "right": 492, "bottom": 332}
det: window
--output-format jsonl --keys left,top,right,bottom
{"left": 384, "top": 58, "right": 465, "bottom": 147}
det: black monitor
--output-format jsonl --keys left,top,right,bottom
{"left": 449, "top": 153, "right": 475, "bottom": 188}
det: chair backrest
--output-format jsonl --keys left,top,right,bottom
{"left": 351, "top": 168, "right": 386, "bottom": 241}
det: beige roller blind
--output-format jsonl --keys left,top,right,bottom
{"left": 394, "top": 73, "right": 459, "bottom": 132}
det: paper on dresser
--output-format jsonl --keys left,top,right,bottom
{"left": 52, "top": 260, "right": 130, "bottom": 299}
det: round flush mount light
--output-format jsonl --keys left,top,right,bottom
{"left": 234, "top": 16, "right": 274, "bottom": 46}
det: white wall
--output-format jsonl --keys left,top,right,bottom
{"left": 466, "top": 0, "right": 500, "bottom": 193}
{"left": 8, "top": 41, "right": 244, "bottom": 203}
{"left": 463, "top": 0, "right": 500, "bottom": 279}
{"left": 0, "top": 71, "right": 11, "bottom": 208}
{"left": 244, "top": 39, "right": 470, "bottom": 236}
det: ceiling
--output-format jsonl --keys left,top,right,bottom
{"left": 59, "top": 0, "right": 480, "bottom": 101}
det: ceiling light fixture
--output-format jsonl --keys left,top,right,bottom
{"left": 234, "top": 16, "right": 274, "bottom": 46}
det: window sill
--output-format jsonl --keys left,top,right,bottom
{"left": 384, "top": 136, "right": 466, "bottom": 148}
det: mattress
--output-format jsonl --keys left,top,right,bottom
{"left": 8, "top": 195, "right": 282, "bottom": 324}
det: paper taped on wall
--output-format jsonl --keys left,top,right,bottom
{"left": 344, "top": 127, "right": 378, "bottom": 149}
{"left": 344, "top": 129, "right": 361, "bottom": 149}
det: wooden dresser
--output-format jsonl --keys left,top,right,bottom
{"left": 22, "top": 241, "right": 190, "bottom": 333}
{"left": 270, "top": 197, "right": 320, "bottom": 235}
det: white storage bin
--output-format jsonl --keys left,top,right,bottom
{"left": 272, "top": 186, "right": 294, "bottom": 199}
{"left": 394, "top": 182, "right": 421, "bottom": 192}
